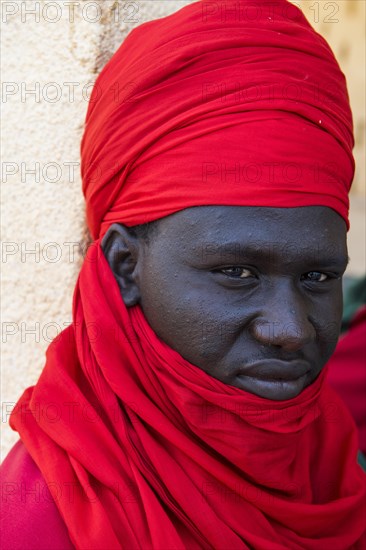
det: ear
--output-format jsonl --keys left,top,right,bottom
{"left": 101, "top": 223, "right": 141, "bottom": 307}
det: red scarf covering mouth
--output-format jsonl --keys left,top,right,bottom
{"left": 8, "top": 0, "right": 366, "bottom": 548}
{"left": 10, "top": 243, "right": 366, "bottom": 549}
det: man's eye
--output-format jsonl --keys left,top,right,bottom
{"left": 219, "top": 267, "right": 254, "bottom": 278}
{"left": 301, "top": 271, "right": 328, "bottom": 282}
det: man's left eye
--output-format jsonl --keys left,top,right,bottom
{"left": 301, "top": 271, "right": 328, "bottom": 282}
{"left": 220, "top": 267, "right": 253, "bottom": 278}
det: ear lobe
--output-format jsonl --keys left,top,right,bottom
{"left": 101, "top": 223, "right": 141, "bottom": 307}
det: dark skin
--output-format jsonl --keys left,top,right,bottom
{"left": 101, "top": 206, "right": 348, "bottom": 400}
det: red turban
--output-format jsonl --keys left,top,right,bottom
{"left": 8, "top": 1, "right": 365, "bottom": 549}
{"left": 81, "top": 0, "right": 354, "bottom": 239}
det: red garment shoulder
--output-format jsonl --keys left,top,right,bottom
{"left": 1, "top": 440, "right": 74, "bottom": 550}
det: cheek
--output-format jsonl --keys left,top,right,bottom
{"left": 138, "top": 273, "right": 234, "bottom": 365}
{"left": 317, "top": 319, "right": 342, "bottom": 360}
{"left": 138, "top": 274, "right": 200, "bottom": 345}
{"left": 312, "top": 290, "right": 343, "bottom": 359}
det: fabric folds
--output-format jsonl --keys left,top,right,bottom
{"left": 80, "top": 0, "right": 354, "bottom": 238}
{"left": 10, "top": 242, "right": 366, "bottom": 549}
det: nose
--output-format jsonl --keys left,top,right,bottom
{"left": 250, "top": 280, "right": 315, "bottom": 352}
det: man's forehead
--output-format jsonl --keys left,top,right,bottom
{"left": 153, "top": 205, "right": 348, "bottom": 266}
{"left": 162, "top": 204, "right": 344, "bottom": 226}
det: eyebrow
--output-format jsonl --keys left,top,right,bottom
{"left": 194, "top": 242, "right": 350, "bottom": 268}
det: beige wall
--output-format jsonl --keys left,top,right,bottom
{"left": 1, "top": 0, "right": 365, "bottom": 458}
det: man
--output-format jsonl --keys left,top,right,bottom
{"left": 1, "top": 0, "right": 365, "bottom": 548}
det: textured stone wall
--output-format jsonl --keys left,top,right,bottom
{"left": 1, "top": 0, "right": 365, "bottom": 457}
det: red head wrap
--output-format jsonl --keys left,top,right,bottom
{"left": 81, "top": 0, "right": 354, "bottom": 239}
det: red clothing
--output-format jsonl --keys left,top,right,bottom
{"left": 327, "top": 305, "right": 366, "bottom": 455}
{"left": 1, "top": 441, "right": 73, "bottom": 549}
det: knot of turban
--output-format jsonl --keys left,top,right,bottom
{"left": 81, "top": 0, "right": 354, "bottom": 239}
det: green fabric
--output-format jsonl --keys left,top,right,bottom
{"left": 341, "top": 275, "right": 366, "bottom": 333}
{"left": 357, "top": 451, "right": 366, "bottom": 473}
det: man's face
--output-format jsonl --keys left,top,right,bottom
{"left": 134, "top": 206, "right": 348, "bottom": 400}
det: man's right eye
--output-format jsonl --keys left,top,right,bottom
{"left": 217, "top": 267, "right": 254, "bottom": 279}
